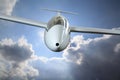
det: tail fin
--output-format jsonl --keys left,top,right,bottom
{"left": 41, "top": 8, "right": 78, "bottom": 15}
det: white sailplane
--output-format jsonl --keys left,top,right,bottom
{"left": 0, "top": 8, "right": 120, "bottom": 52}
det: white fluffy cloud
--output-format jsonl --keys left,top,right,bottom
{"left": 62, "top": 34, "right": 120, "bottom": 80}
{"left": 0, "top": 34, "right": 120, "bottom": 80}
{"left": 0, "top": 37, "right": 39, "bottom": 80}
{"left": 63, "top": 35, "right": 116, "bottom": 65}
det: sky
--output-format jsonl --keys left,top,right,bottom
{"left": 0, "top": 0, "right": 120, "bottom": 80}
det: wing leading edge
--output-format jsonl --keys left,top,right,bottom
{"left": 0, "top": 14, "right": 47, "bottom": 29}
{"left": 70, "top": 26, "right": 120, "bottom": 35}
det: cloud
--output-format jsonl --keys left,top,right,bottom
{"left": 30, "top": 57, "right": 73, "bottom": 80}
{"left": 0, "top": 37, "right": 33, "bottom": 62}
{"left": 0, "top": 34, "right": 120, "bottom": 80}
{"left": 63, "top": 34, "right": 120, "bottom": 80}
{"left": 63, "top": 35, "right": 85, "bottom": 64}
{"left": 0, "top": 0, "right": 17, "bottom": 15}
{"left": 0, "top": 37, "right": 39, "bottom": 80}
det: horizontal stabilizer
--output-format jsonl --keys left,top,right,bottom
{"left": 41, "top": 8, "right": 78, "bottom": 15}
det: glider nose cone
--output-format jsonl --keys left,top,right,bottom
{"left": 53, "top": 42, "right": 61, "bottom": 51}
{"left": 56, "top": 43, "right": 59, "bottom": 47}
{"left": 46, "top": 41, "right": 61, "bottom": 52}
{"left": 52, "top": 41, "right": 61, "bottom": 51}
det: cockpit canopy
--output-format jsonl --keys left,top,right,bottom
{"left": 54, "top": 16, "right": 64, "bottom": 25}
{"left": 47, "top": 16, "right": 68, "bottom": 29}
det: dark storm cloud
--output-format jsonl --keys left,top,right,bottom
{"left": 63, "top": 34, "right": 120, "bottom": 80}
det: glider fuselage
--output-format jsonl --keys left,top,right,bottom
{"left": 44, "top": 15, "right": 70, "bottom": 51}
